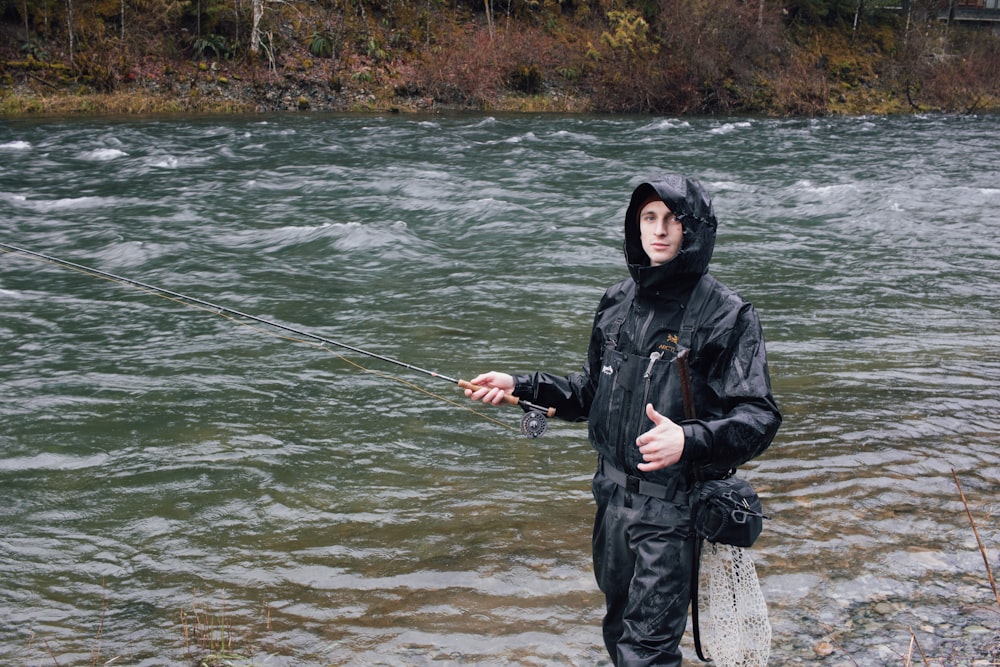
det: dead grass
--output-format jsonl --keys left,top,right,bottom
{"left": 0, "top": 89, "right": 253, "bottom": 116}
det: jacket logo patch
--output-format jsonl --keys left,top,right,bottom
{"left": 659, "top": 334, "right": 679, "bottom": 355}
{"left": 602, "top": 365, "right": 614, "bottom": 376}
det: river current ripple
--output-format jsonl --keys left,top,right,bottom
{"left": 1, "top": 113, "right": 999, "bottom": 666}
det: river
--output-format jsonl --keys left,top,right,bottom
{"left": 1, "top": 112, "right": 998, "bottom": 666}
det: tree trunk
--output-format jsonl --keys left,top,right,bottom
{"left": 484, "top": 0, "right": 494, "bottom": 39}
{"left": 65, "top": 0, "right": 74, "bottom": 65}
{"left": 251, "top": 0, "right": 264, "bottom": 54}
{"left": 902, "top": 0, "right": 911, "bottom": 46}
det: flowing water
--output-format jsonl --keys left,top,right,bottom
{"left": 1, "top": 113, "right": 998, "bottom": 666}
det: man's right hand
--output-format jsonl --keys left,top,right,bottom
{"left": 464, "top": 372, "right": 515, "bottom": 405}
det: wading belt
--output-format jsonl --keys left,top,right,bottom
{"left": 598, "top": 457, "right": 687, "bottom": 503}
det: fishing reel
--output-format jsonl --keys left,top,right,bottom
{"left": 520, "top": 409, "right": 549, "bottom": 438}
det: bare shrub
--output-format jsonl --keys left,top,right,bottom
{"left": 413, "top": 23, "right": 505, "bottom": 106}
{"left": 767, "top": 49, "right": 832, "bottom": 115}
{"left": 881, "top": 20, "right": 1000, "bottom": 113}
{"left": 587, "top": 0, "right": 786, "bottom": 113}
{"left": 653, "top": 0, "right": 785, "bottom": 112}
{"left": 412, "top": 18, "right": 582, "bottom": 106}
{"left": 587, "top": 8, "right": 700, "bottom": 112}
{"left": 495, "top": 22, "right": 584, "bottom": 94}
{"left": 590, "top": 51, "right": 702, "bottom": 112}
{"left": 920, "top": 27, "right": 1000, "bottom": 113}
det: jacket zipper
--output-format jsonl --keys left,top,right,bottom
{"left": 638, "top": 351, "right": 663, "bottom": 440}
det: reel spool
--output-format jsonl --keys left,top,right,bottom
{"left": 520, "top": 410, "right": 548, "bottom": 438}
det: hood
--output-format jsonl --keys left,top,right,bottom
{"left": 624, "top": 175, "right": 717, "bottom": 285}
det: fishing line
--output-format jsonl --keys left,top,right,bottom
{"left": 0, "top": 242, "right": 554, "bottom": 437}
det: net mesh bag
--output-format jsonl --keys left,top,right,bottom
{"left": 696, "top": 542, "right": 771, "bottom": 667}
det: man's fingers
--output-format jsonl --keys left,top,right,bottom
{"left": 645, "top": 403, "right": 663, "bottom": 423}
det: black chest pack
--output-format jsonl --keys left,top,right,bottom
{"left": 691, "top": 477, "right": 767, "bottom": 547}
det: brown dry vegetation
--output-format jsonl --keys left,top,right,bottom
{"left": 1, "top": 0, "right": 999, "bottom": 116}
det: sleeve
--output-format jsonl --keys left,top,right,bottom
{"left": 679, "top": 300, "right": 781, "bottom": 470}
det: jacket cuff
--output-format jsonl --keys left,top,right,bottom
{"left": 511, "top": 373, "right": 534, "bottom": 401}
{"left": 680, "top": 422, "right": 711, "bottom": 462}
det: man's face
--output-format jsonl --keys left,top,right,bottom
{"left": 639, "top": 199, "right": 683, "bottom": 266}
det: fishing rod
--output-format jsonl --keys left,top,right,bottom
{"left": 0, "top": 242, "right": 555, "bottom": 437}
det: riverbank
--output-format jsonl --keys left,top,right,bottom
{"left": 0, "top": 62, "right": 592, "bottom": 116}
{"left": 0, "top": 53, "right": 588, "bottom": 116}
{"left": 3, "top": 5, "right": 1000, "bottom": 118}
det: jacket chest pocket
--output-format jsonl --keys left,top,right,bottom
{"left": 591, "top": 347, "right": 650, "bottom": 459}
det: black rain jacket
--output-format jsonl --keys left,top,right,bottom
{"left": 512, "top": 175, "right": 781, "bottom": 487}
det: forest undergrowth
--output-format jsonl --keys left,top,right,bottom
{"left": 2, "top": 0, "right": 1000, "bottom": 116}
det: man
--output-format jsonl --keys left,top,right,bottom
{"left": 466, "top": 175, "right": 781, "bottom": 666}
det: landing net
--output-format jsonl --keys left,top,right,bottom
{"left": 697, "top": 542, "right": 771, "bottom": 667}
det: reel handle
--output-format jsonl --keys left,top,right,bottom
{"left": 458, "top": 380, "right": 556, "bottom": 417}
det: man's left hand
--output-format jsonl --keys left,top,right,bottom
{"left": 635, "top": 403, "right": 684, "bottom": 472}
